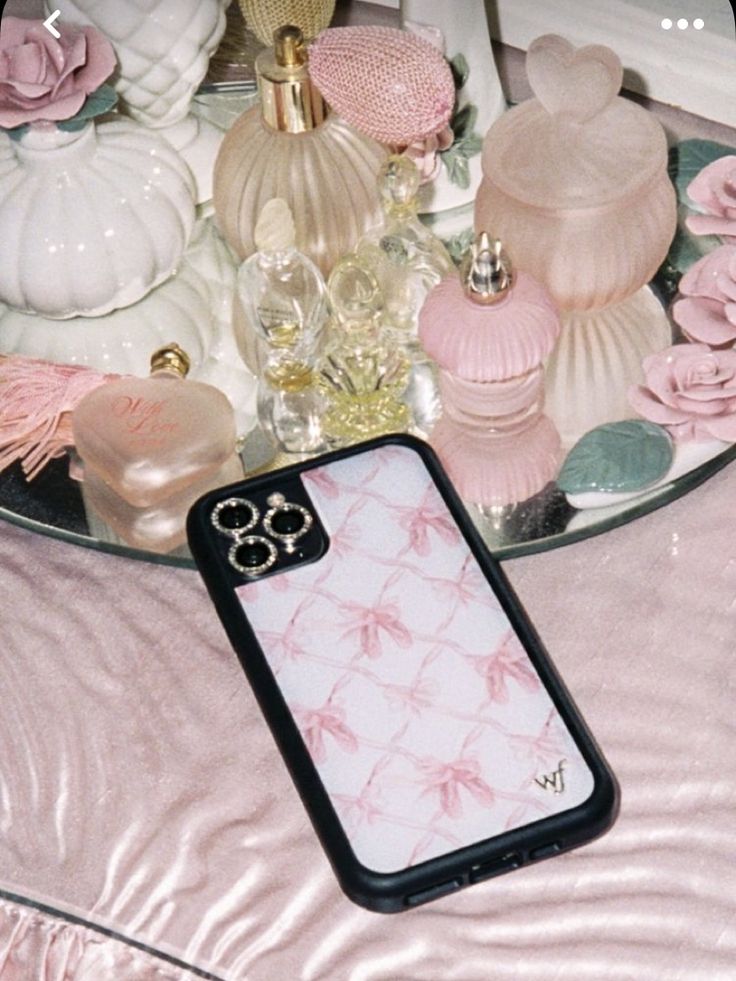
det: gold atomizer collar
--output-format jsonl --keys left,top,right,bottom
{"left": 257, "top": 25, "right": 326, "bottom": 133}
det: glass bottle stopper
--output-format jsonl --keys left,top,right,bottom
{"left": 328, "top": 257, "right": 384, "bottom": 326}
{"left": 460, "top": 232, "right": 514, "bottom": 305}
{"left": 149, "top": 343, "right": 191, "bottom": 377}
{"left": 254, "top": 197, "right": 296, "bottom": 253}
{"left": 378, "top": 154, "right": 421, "bottom": 217}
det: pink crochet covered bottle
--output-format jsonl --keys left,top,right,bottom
{"left": 474, "top": 34, "right": 676, "bottom": 312}
{"left": 307, "top": 25, "right": 455, "bottom": 146}
{"left": 418, "top": 234, "right": 562, "bottom": 505}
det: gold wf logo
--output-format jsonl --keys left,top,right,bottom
{"left": 534, "top": 760, "right": 566, "bottom": 794}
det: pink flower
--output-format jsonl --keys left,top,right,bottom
{"left": 417, "top": 757, "right": 494, "bottom": 819}
{"left": 339, "top": 600, "right": 412, "bottom": 658}
{"left": 391, "top": 123, "right": 454, "bottom": 184}
{"left": 628, "top": 343, "right": 736, "bottom": 442}
{"left": 472, "top": 630, "right": 540, "bottom": 703}
{"left": 672, "top": 245, "right": 736, "bottom": 347}
{"left": 0, "top": 17, "right": 115, "bottom": 129}
{"left": 685, "top": 156, "right": 736, "bottom": 242}
{"left": 293, "top": 703, "right": 359, "bottom": 764}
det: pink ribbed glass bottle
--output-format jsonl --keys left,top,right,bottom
{"left": 213, "top": 25, "right": 386, "bottom": 277}
{"left": 474, "top": 34, "right": 676, "bottom": 313}
{"left": 418, "top": 234, "right": 562, "bottom": 505}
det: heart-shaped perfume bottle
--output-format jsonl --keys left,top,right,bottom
{"left": 72, "top": 345, "right": 237, "bottom": 508}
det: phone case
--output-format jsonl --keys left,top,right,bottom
{"left": 188, "top": 435, "right": 618, "bottom": 912}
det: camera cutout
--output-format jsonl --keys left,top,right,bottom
{"left": 263, "top": 493, "right": 313, "bottom": 551}
{"left": 228, "top": 536, "right": 278, "bottom": 576}
{"left": 211, "top": 497, "right": 259, "bottom": 537}
{"left": 209, "top": 474, "right": 328, "bottom": 580}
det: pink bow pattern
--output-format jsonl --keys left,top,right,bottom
{"left": 293, "top": 703, "right": 359, "bottom": 764}
{"left": 339, "top": 600, "right": 412, "bottom": 659}
{"left": 417, "top": 757, "right": 495, "bottom": 819}
{"left": 398, "top": 497, "right": 460, "bottom": 557}
{"left": 472, "top": 630, "right": 540, "bottom": 703}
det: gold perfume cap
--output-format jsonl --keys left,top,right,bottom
{"left": 150, "top": 343, "right": 191, "bottom": 378}
{"left": 257, "top": 25, "right": 326, "bottom": 133}
{"left": 460, "top": 233, "right": 514, "bottom": 304}
{"left": 275, "top": 24, "right": 306, "bottom": 66}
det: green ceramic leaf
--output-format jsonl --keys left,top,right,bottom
{"left": 450, "top": 53, "right": 470, "bottom": 89}
{"left": 668, "top": 139, "right": 735, "bottom": 207}
{"left": 456, "top": 133, "right": 483, "bottom": 158}
{"left": 557, "top": 420, "right": 673, "bottom": 495}
{"left": 443, "top": 226, "right": 475, "bottom": 265}
{"left": 451, "top": 103, "right": 477, "bottom": 140}
{"left": 442, "top": 148, "right": 470, "bottom": 189}
{"left": 7, "top": 124, "right": 29, "bottom": 142}
{"left": 58, "top": 84, "right": 118, "bottom": 131}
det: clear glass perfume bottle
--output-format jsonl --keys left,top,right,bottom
{"left": 318, "top": 256, "right": 411, "bottom": 445}
{"left": 236, "top": 198, "right": 328, "bottom": 455}
{"left": 213, "top": 24, "right": 386, "bottom": 276}
{"left": 72, "top": 344, "right": 238, "bottom": 508}
{"left": 353, "top": 154, "right": 454, "bottom": 344}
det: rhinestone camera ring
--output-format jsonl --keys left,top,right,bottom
{"left": 262, "top": 501, "right": 313, "bottom": 549}
{"left": 210, "top": 497, "right": 260, "bottom": 538}
{"left": 228, "top": 536, "right": 279, "bottom": 576}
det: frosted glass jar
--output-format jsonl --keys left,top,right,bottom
{"left": 475, "top": 35, "right": 677, "bottom": 313}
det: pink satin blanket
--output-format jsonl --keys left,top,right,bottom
{"left": 1, "top": 463, "right": 735, "bottom": 979}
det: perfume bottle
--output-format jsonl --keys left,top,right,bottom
{"left": 418, "top": 233, "right": 562, "bottom": 505}
{"left": 213, "top": 24, "right": 386, "bottom": 276}
{"left": 352, "top": 154, "right": 454, "bottom": 343}
{"left": 81, "top": 455, "right": 244, "bottom": 554}
{"left": 72, "top": 344, "right": 238, "bottom": 508}
{"left": 318, "top": 255, "right": 411, "bottom": 445}
{"left": 236, "top": 198, "right": 328, "bottom": 455}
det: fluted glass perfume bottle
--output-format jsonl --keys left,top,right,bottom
{"left": 213, "top": 24, "right": 386, "bottom": 276}
{"left": 318, "top": 256, "right": 411, "bottom": 445}
{"left": 72, "top": 344, "right": 238, "bottom": 507}
{"left": 352, "top": 155, "right": 453, "bottom": 344}
{"left": 236, "top": 198, "right": 328, "bottom": 454}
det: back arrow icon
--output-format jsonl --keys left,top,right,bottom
{"left": 43, "top": 10, "right": 62, "bottom": 39}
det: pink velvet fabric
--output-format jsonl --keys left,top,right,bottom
{"left": 2, "top": 461, "right": 736, "bottom": 978}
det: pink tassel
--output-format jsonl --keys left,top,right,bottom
{"left": 0, "top": 356, "right": 121, "bottom": 480}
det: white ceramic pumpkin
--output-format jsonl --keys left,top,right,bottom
{"left": 0, "top": 120, "right": 196, "bottom": 319}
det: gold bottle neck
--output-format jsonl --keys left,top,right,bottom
{"left": 256, "top": 26, "right": 326, "bottom": 134}
{"left": 149, "top": 343, "right": 190, "bottom": 378}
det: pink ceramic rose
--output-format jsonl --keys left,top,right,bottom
{"left": 685, "top": 156, "right": 736, "bottom": 243}
{"left": 628, "top": 343, "right": 736, "bottom": 442}
{"left": 0, "top": 17, "right": 115, "bottom": 129}
{"left": 672, "top": 245, "right": 736, "bottom": 347}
